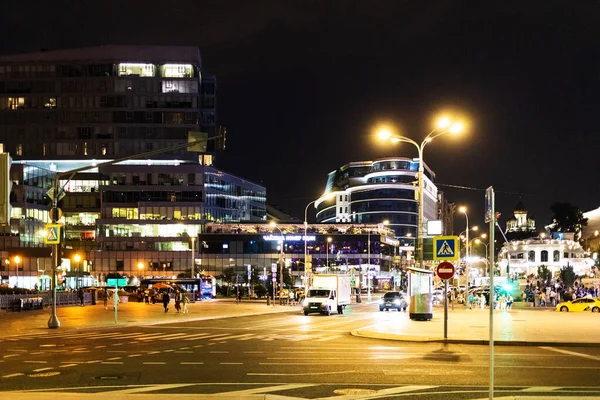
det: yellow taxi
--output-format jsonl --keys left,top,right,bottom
{"left": 556, "top": 297, "right": 600, "bottom": 312}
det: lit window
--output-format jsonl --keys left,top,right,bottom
{"left": 162, "top": 64, "right": 193, "bottom": 78}
{"left": 8, "top": 97, "right": 25, "bottom": 110}
{"left": 101, "top": 145, "right": 107, "bottom": 155}
{"left": 16, "top": 144, "right": 23, "bottom": 156}
{"left": 44, "top": 98, "right": 56, "bottom": 109}
{"left": 118, "top": 63, "right": 155, "bottom": 77}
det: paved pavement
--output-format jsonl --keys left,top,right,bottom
{"left": 0, "top": 298, "right": 297, "bottom": 337}
{"left": 352, "top": 302, "right": 600, "bottom": 346}
{"left": 3, "top": 298, "right": 599, "bottom": 346}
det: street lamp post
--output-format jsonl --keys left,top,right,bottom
{"left": 269, "top": 222, "right": 285, "bottom": 304}
{"left": 459, "top": 207, "right": 470, "bottom": 307}
{"left": 190, "top": 237, "right": 196, "bottom": 279}
{"left": 73, "top": 254, "right": 81, "bottom": 289}
{"left": 326, "top": 237, "right": 332, "bottom": 272}
{"left": 378, "top": 117, "right": 464, "bottom": 269}
{"left": 304, "top": 196, "right": 334, "bottom": 295}
{"left": 14, "top": 255, "right": 21, "bottom": 288}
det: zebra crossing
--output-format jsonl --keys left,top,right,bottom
{"left": 1, "top": 329, "right": 344, "bottom": 344}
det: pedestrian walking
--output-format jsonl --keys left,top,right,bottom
{"left": 236, "top": 289, "right": 242, "bottom": 305}
{"left": 480, "top": 293, "right": 486, "bottom": 310}
{"left": 77, "top": 287, "right": 85, "bottom": 306}
{"left": 144, "top": 289, "right": 150, "bottom": 304}
{"left": 289, "top": 290, "right": 295, "bottom": 306}
{"left": 174, "top": 290, "right": 182, "bottom": 313}
{"left": 449, "top": 289, "right": 455, "bottom": 311}
{"left": 104, "top": 289, "right": 109, "bottom": 310}
{"left": 163, "top": 291, "right": 170, "bottom": 313}
{"left": 182, "top": 292, "right": 189, "bottom": 314}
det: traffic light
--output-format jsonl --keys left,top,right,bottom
{"left": 216, "top": 126, "right": 227, "bottom": 151}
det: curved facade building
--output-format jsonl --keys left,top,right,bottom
{"left": 314, "top": 158, "right": 438, "bottom": 246}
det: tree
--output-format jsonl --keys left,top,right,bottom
{"left": 537, "top": 265, "right": 552, "bottom": 286}
{"left": 254, "top": 284, "right": 268, "bottom": 298}
{"left": 548, "top": 202, "right": 588, "bottom": 239}
{"left": 221, "top": 267, "right": 236, "bottom": 296}
{"left": 559, "top": 265, "right": 577, "bottom": 290}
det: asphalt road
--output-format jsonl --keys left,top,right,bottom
{"left": 1, "top": 303, "right": 600, "bottom": 399}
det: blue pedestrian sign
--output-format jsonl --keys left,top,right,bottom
{"left": 433, "top": 236, "right": 459, "bottom": 261}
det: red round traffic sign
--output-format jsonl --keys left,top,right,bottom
{"left": 436, "top": 262, "right": 455, "bottom": 280}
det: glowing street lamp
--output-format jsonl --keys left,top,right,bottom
{"left": 377, "top": 116, "right": 466, "bottom": 269}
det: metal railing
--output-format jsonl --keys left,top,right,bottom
{"left": 0, "top": 292, "right": 92, "bottom": 311}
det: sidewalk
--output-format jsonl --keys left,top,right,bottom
{"left": 0, "top": 299, "right": 297, "bottom": 338}
{"left": 351, "top": 305, "right": 600, "bottom": 346}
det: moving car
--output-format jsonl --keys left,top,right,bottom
{"left": 556, "top": 297, "right": 600, "bottom": 312}
{"left": 379, "top": 292, "right": 408, "bottom": 312}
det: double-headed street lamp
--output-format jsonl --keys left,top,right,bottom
{"left": 378, "top": 116, "right": 464, "bottom": 269}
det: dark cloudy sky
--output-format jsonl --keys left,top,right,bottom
{"left": 2, "top": 0, "right": 600, "bottom": 232}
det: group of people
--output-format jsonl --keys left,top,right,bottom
{"left": 162, "top": 289, "right": 190, "bottom": 314}
{"left": 523, "top": 279, "right": 600, "bottom": 307}
{"left": 467, "top": 292, "right": 514, "bottom": 310}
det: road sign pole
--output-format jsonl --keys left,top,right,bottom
{"left": 47, "top": 190, "right": 61, "bottom": 329}
{"left": 487, "top": 186, "right": 496, "bottom": 400}
{"left": 114, "top": 283, "right": 119, "bottom": 324}
{"left": 444, "top": 279, "right": 449, "bottom": 339}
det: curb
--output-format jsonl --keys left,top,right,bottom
{"left": 350, "top": 329, "right": 600, "bottom": 347}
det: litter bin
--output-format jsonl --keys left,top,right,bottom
{"left": 89, "top": 288, "right": 97, "bottom": 305}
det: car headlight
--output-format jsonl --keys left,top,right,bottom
{"left": 379, "top": 299, "right": 384, "bottom": 304}
{"left": 394, "top": 299, "right": 401, "bottom": 305}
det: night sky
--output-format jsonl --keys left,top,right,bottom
{"left": 2, "top": 1, "right": 600, "bottom": 232}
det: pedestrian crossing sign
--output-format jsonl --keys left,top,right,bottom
{"left": 433, "top": 236, "right": 459, "bottom": 261}
{"left": 45, "top": 223, "right": 61, "bottom": 245}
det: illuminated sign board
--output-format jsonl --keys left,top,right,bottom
{"left": 262, "top": 235, "right": 316, "bottom": 242}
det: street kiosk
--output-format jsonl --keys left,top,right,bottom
{"left": 407, "top": 266, "right": 433, "bottom": 320}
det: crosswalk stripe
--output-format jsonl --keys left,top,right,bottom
{"left": 158, "top": 333, "right": 190, "bottom": 341}
{"left": 314, "top": 335, "right": 342, "bottom": 342}
{"left": 211, "top": 334, "right": 256, "bottom": 341}
{"left": 107, "top": 333, "right": 148, "bottom": 340}
{"left": 184, "top": 333, "right": 230, "bottom": 341}
{"left": 134, "top": 333, "right": 167, "bottom": 341}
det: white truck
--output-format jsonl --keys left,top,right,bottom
{"left": 303, "top": 274, "right": 351, "bottom": 316}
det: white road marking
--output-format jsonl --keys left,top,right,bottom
{"left": 244, "top": 351, "right": 263, "bottom": 354}
{"left": 59, "top": 364, "right": 78, "bottom": 368}
{"left": 314, "top": 335, "right": 342, "bottom": 342}
{"left": 319, "top": 385, "right": 437, "bottom": 400}
{"left": 101, "top": 362, "right": 123, "bottom": 364}
{"left": 184, "top": 333, "right": 230, "bottom": 341}
{"left": 220, "top": 362, "right": 243, "bottom": 365}
{"left": 210, "top": 351, "right": 229, "bottom": 354}
{"left": 521, "top": 386, "right": 562, "bottom": 392}
{"left": 2, "top": 373, "right": 24, "bottom": 378}
{"left": 94, "top": 345, "right": 106, "bottom": 349}
{"left": 540, "top": 346, "right": 600, "bottom": 361}
{"left": 3, "top": 354, "right": 19, "bottom": 359}
{"left": 211, "top": 333, "right": 256, "bottom": 341}
{"left": 214, "top": 383, "right": 315, "bottom": 396}
{"left": 107, "top": 357, "right": 122, "bottom": 360}
{"left": 143, "top": 362, "right": 166, "bottom": 365}
{"left": 158, "top": 333, "right": 190, "bottom": 341}
{"left": 23, "top": 361, "right": 47, "bottom": 364}
{"left": 248, "top": 371, "right": 357, "bottom": 377}
{"left": 106, "top": 351, "right": 127, "bottom": 353}
{"left": 127, "top": 354, "right": 143, "bottom": 358}
{"left": 180, "top": 362, "right": 204, "bottom": 365}
{"left": 174, "top": 351, "right": 193, "bottom": 354}
{"left": 32, "top": 367, "right": 53, "bottom": 372}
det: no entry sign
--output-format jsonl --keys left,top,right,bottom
{"left": 436, "top": 261, "right": 455, "bottom": 280}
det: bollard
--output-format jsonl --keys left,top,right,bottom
{"left": 267, "top": 296, "right": 270, "bottom": 306}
